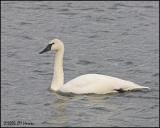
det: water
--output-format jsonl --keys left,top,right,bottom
{"left": 1, "top": 1, "right": 159, "bottom": 127}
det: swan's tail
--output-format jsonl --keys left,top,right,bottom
{"left": 127, "top": 82, "right": 151, "bottom": 91}
{"left": 140, "top": 86, "right": 150, "bottom": 90}
{"left": 133, "top": 84, "right": 151, "bottom": 90}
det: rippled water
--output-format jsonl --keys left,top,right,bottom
{"left": 1, "top": 1, "right": 159, "bottom": 127}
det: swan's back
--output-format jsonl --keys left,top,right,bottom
{"left": 59, "top": 74, "right": 148, "bottom": 94}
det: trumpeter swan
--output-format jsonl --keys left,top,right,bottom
{"left": 39, "top": 39, "right": 150, "bottom": 94}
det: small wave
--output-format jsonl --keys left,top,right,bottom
{"left": 107, "top": 58, "right": 124, "bottom": 62}
{"left": 21, "top": 35, "right": 33, "bottom": 40}
{"left": 26, "top": 7, "right": 42, "bottom": 10}
{"left": 125, "top": 95, "right": 158, "bottom": 100}
{"left": 58, "top": 12, "right": 78, "bottom": 16}
{"left": 102, "top": 17, "right": 115, "bottom": 21}
{"left": 108, "top": 3, "right": 132, "bottom": 10}
{"left": 112, "top": 41, "right": 119, "bottom": 43}
{"left": 149, "top": 104, "right": 158, "bottom": 109}
{"left": 109, "top": 3, "right": 157, "bottom": 10}
{"left": 41, "top": 121, "right": 53, "bottom": 125}
{"left": 39, "top": 73, "right": 52, "bottom": 76}
{"left": 63, "top": 2, "right": 72, "bottom": 8}
{"left": 125, "top": 61, "right": 134, "bottom": 66}
{"left": 124, "top": 107, "right": 136, "bottom": 111}
{"left": 44, "top": 103, "right": 51, "bottom": 106}
{"left": 37, "top": 5, "right": 55, "bottom": 10}
{"left": 15, "top": 101, "right": 28, "bottom": 105}
{"left": 108, "top": 6, "right": 119, "bottom": 10}
{"left": 64, "top": 68, "right": 75, "bottom": 71}
{"left": 75, "top": 7, "right": 98, "bottom": 11}
{"left": 39, "top": 4, "right": 49, "bottom": 7}
{"left": 89, "top": 34, "right": 99, "bottom": 38}
{"left": 77, "top": 60, "right": 96, "bottom": 65}
{"left": 144, "top": 81, "right": 152, "bottom": 84}
{"left": 64, "top": 57, "right": 71, "bottom": 61}
{"left": 121, "top": 32, "right": 139, "bottom": 36}
{"left": 16, "top": 6, "right": 26, "bottom": 10}
{"left": 143, "top": 5, "right": 156, "bottom": 9}
{"left": 19, "top": 22, "right": 32, "bottom": 25}
{"left": 90, "top": 106, "right": 109, "bottom": 112}
{"left": 2, "top": 82, "right": 13, "bottom": 86}
{"left": 152, "top": 73, "right": 159, "bottom": 77}
{"left": 95, "top": 9, "right": 104, "bottom": 12}
{"left": 33, "top": 69, "right": 44, "bottom": 73}
{"left": 139, "top": 13, "right": 155, "bottom": 18}
{"left": 129, "top": 69, "right": 150, "bottom": 74}
{"left": 38, "top": 62, "right": 51, "bottom": 65}
{"left": 33, "top": 70, "right": 52, "bottom": 76}
{"left": 10, "top": 108, "right": 17, "bottom": 111}
{"left": 100, "top": 30, "right": 110, "bottom": 33}
{"left": 58, "top": 8, "right": 69, "bottom": 12}
{"left": 28, "top": 76, "right": 38, "bottom": 79}
{"left": 46, "top": 7, "right": 54, "bottom": 10}
{"left": 7, "top": 52, "right": 16, "bottom": 57}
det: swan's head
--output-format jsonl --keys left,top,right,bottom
{"left": 39, "top": 38, "right": 64, "bottom": 54}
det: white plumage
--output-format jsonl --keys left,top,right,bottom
{"left": 60, "top": 74, "right": 149, "bottom": 94}
{"left": 39, "top": 39, "right": 150, "bottom": 94}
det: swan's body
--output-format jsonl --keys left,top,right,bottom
{"left": 39, "top": 39, "right": 150, "bottom": 94}
{"left": 60, "top": 74, "right": 148, "bottom": 94}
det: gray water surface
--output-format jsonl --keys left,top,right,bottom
{"left": 1, "top": 1, "right": 159, "bottom": 127}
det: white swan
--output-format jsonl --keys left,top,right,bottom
{"left": 39, "top": 39, "right": 150, "bottom": 94}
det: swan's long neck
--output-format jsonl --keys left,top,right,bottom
{"left": 51, "top": 48, "right": 64, "bottom": 91}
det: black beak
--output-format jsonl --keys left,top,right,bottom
{"left": 39, "top": 44, "right": 52, "bottom": 54}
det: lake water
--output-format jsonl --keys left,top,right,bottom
{"left": 1, "top": 1, "right": 159, "bottom": 127}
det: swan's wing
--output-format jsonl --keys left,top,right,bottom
{"left": 59, "top": 74, "right": 149, "bottom": 94}
{"left": 59, "top": 74, "right": 116, "bottom": 94}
